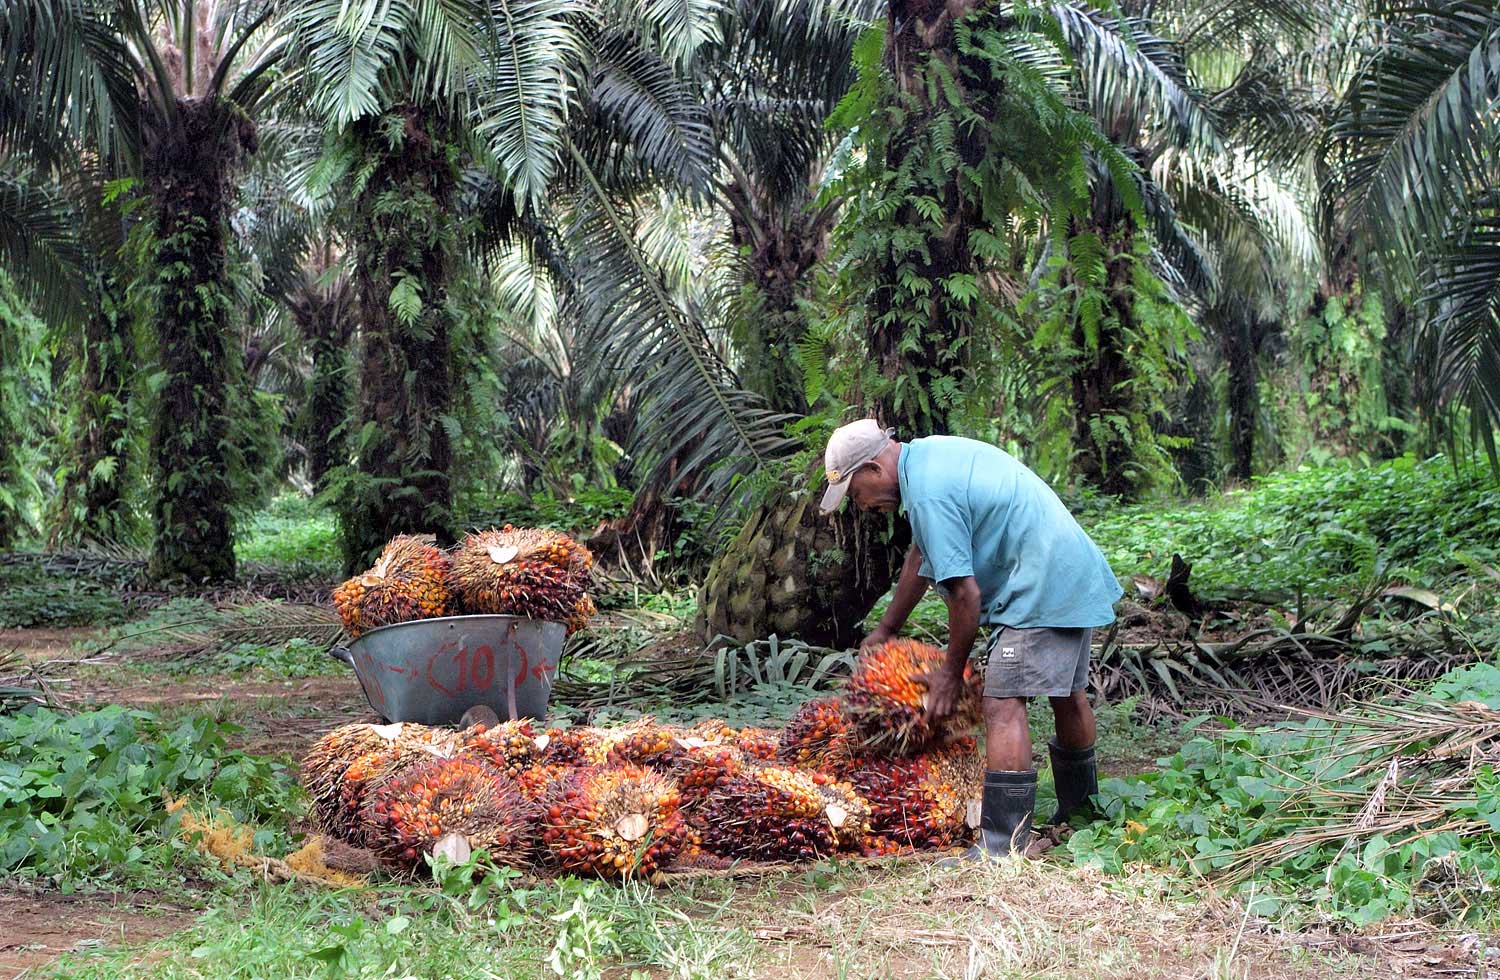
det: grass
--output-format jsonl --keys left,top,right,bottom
{"left": 234, "top": 494, "right": 340, "bottom": 571}
{"left": 38, "top": 857, "right": 1381, "bottom": 980}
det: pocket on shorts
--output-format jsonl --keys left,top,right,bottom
{"left": 990, "top": 632, "right": 1024, "bottom": 670}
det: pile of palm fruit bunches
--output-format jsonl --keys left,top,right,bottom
{"left": 331, "top": 528, "right": 598, "bottom": 638}
{"left": 302, "top": 633, "right": 985, "bottom": 881}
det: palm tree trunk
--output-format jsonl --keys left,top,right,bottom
{"left": 696, "top": 0, "right": 986, "bottom": 647}
{"left": 1069, "top": 222, "right": 1138, "bottom": 497}
{"left": 142, "top": 97, "right": 254, "bottom": 583}
{"left": 339, "top": 108, "right": 460, "bottom": 570}
{"left": 64, "top": 276, "right": 134, "bottom": 542}
{"left": 290, "top": 273, "right": 354, "bottom": 491}
{"left": 1217, "top": 302, "right": 1258, "bottom": 480}
{"left": 724, "top": 177, "right": 837, "bottom": 415}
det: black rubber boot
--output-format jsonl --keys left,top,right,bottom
{"left": 1046, "top": 739, "right": 1098, "bottom": 826}
{"left": 937, "top": 769, "right": 1036, "bottom": 865}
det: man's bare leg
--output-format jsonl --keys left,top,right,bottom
{"left": 984, "top": 695, "right": 1032, "bottom": 770}
{"left": 1049, "top": 690, "right": 1096, "bottom": 750}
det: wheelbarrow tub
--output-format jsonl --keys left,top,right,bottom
{"left": 329, "top": 614, "right": 561, "bottom": 726}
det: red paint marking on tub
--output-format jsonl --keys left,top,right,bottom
{"left": 426, "top": 642, "right": 460, "bottom": 697}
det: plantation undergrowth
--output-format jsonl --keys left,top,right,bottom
{"left": 1069, "top": 662, "right": 1500, "bottom": 926}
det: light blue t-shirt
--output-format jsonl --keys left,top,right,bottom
{"left": 897, "top": 436, "right": 1122, "bottom": 628}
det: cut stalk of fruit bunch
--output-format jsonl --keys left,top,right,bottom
{"left": 331, "top": 536, "right": 455, "bottom": 637}
{"left": 449, "top": 526, "right": 596, "bottom": 634}
{"left": 361, "top": 756, "right": 535, "bottom": 869}
{"left": 540, "top": 765, "right": 686, "bottom": 879}
{"left": 838, "top": 737, "right": 982, "bottom": 849}
{"left": 843, "top": 638, "right": 981, "bottom": 756}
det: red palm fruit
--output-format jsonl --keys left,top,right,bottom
{"left": 539, "top": 725, "right": 610, "bottom": 767}
{"left": 778, "top": 697, "right": 854, "bottom": 770}
{"left": 843, "top": 638, "right": 981, "bottom": 756}
{"left": 332, "top": 536, "right": 455, "bottom": 637}
{"left": 731, "top": 726, "right": 780, "bottom": 761}
{"left": 540, "top": 765, "right": 687, "bottom": 880}
{"left": 301, "top": 722, "right": 412, "bottom": 832}
{"left": 461, "top": 719, "right": 550, "bottom": 779}
{"left": 449, "top": 527, "right": 595, "bottom": 634}
{"left": 360, "top": 756, "right": 535, "bottom": 869}
{"left": 515, "top": 762, "right": 571, "bottom": 801}
{"left": 603, "top": 717, "right": 682, "bottom": 769}
{"left": 838, "top": 737, "right": 982, "bottom": 849}
{"left": 695, "top": 764, "right": 851, "bottom": 862}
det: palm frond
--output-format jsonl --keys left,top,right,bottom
{"left": 566, "top": 143, "right": 800, "bottom": 512}
{"left": 0, "top": 168, "right": 90, "bottom": 326}
{"left": 1326, "top": 2, "right": 1500, "bottom": 275}
{"left": 1418, "top": 194, "right": 1500, "bottom": 448}
{"left": 574, "top": 27, "right": 717, "bottom": 197}
{"left": 472, "top": 0, "right": 581, "bottom": 204}
{"left": 0, "top": 0, "right": 141, "bottom": 168}
{"left": 1047, "top": 3, "right": 1223, "bottom": 157}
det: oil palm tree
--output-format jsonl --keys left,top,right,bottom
{"left": 2, "top": 0, "right": 290, "bottom": 581}
{"left": 1325, "top": 0, "right": 1500, "bottom": 452}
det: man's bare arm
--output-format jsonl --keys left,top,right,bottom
{"left": 926, "top": 575, "right": 980, "bottom": 720}
{"left": 862, "top": 546, "right": 929, "bottom": 651}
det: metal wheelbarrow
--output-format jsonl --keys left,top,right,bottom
{"left": 329, "top": 614, "right": 563, "bottom": 726}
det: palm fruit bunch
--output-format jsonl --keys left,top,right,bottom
{"left": 603, "top": 717, "right": 682, "bottom": 769}
{"left": 332, "top": 536, "right": 455, "bottom": 637}
{"left": 541, "top": 765, "right": 687, "bottom": 879}
{"left": 695, "top": 764, "right": 851, "bottom": 862}
{"left": 539, "top": 725, "right": 610, "bottom": 767}
{"left": 778, "top": 697, "right": 853, "bottom": 771}
{"left": 449, "top": 526, "right": 595, "bottom": 634}
{"left": 360, "top": 756, "right": 534, "bottom": 868}
{"left": 462, "top": 719, "right": 550, "bottom": 779}
{"left": 301, "top": 722, "right": 410, "bottom": 831}
{"left": 732, "top": 726, "right": 780, "bottom": 761}
{"left": 840, "top": 737, "right": 982, "bottom": 849}
{"left": 666, "top": 742, "right": 746, "bottom": 810}
{"left": 329, "top": 726, "right": 460, "bottom": 844}
{"left": 843, "top": 638, "right": 981, "bottom": 756}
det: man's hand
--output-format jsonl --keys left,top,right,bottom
{"left": 860, "top": 625, "right": 895, "bottom": 655}
{"left": 921, "top": 666, "right": 965, "bottom": 723}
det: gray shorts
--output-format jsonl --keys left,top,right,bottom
{"left": 982, "top": 626, "right": 1092, "bottom": 699}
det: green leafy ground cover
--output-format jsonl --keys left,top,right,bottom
{"left": 1068, "top": 662, "right": 1500, "bottom": 926}
{"left": 0, "top": 706, "right": 300, "bottom": 889}
{"left": 1083, "top": 454, "right": 1500, "bottom": 597}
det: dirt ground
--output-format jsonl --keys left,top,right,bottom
{"left": 2, "top": 625, "right": 1493, "bottom": 979}
{"left": 0, "top": 888, "right": 197, "bottom": 979}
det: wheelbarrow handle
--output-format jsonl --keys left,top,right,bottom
{"left": 328, "top": 644, "right": 354, "bottom": 667}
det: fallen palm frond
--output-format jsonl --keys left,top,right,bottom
{"left": 0, "top": 650, "right": 53, "bottom": 711}
{"left": 1093, "top": 614, "right": 1482, "bottom": 721}
{"left": 1217, "top": 695, "right": 1500, "bottom": 890}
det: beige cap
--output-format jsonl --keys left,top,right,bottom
{"left": 820, "top": 419, "right": 894, "bottom": 513}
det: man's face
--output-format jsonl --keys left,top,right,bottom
{"left": 847, "top": 460, "right": 899, "bottom": 513}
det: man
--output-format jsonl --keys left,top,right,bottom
{"left": 819, "top": 419, "right": 1122, "bottom": 861}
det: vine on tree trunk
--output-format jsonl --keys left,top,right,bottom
{"left": 329, "top": 108, "right": 463, "bottom": 571}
